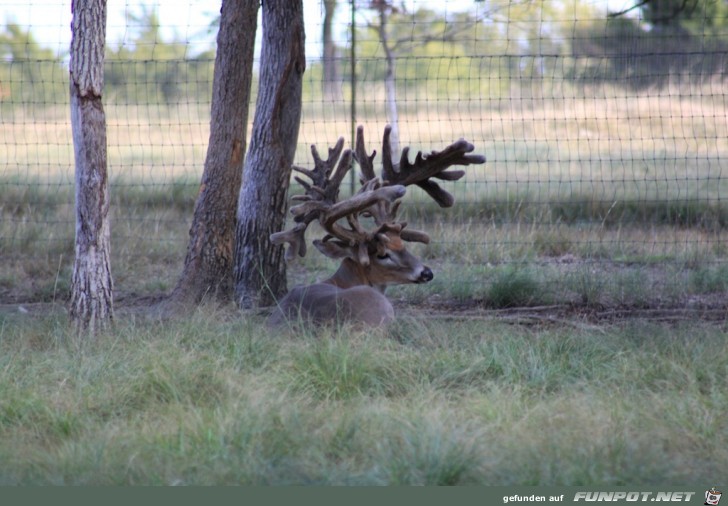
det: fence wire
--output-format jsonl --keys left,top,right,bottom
{"left": 1, "top": 0, "right": 727, "bottom": 310}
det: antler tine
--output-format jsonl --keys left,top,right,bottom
{"left": 313, "top": 137, "right": 345, "bottom": 183}
{"left": 321, "top": 184, "right": 406, "bottom": 244}
{"left": 380, "top": 126, "right": 486, "bottom": 208}
{"left": 354, "top": 125, "right": 377, "bottom": 183}
{"left": 298, "top": 138, "right": 347, "bottom": 200}
{"left": 380, "top": 125, "right": 396, "bottom": 182}
{"left": 400, "top": 225, "right": 430, "bottom": 244}
{"left": 270, "top": 223, "right": 308, "bottom": 262}
{"left": 290, "top": 139, "right": 347, "bottom": 206}
{"left": 327, "top": 147, "right": 355, "bottom": 196}
{"left": 271, "top": 140, "right": 353, "bottom": 261}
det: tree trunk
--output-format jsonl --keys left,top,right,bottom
{"left": 234, "top": 0, "right": 305, "bottom": 309}
{"left": 377, "top": 5, "right": 399, "bottom": 155}
{"left": 165, "top": 0, "right": 259, "bottom": 310}
{"left": 322, "top": 0, "right": 342, "bottom": 101}
{"left": 69, "top": 0, "right": 113, "bottom": 335}
{"left": 383, "top": 55, "right": 399, "bottom": 155}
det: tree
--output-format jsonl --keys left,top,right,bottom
{"left": 638, "top": 0, "right": 728, "bottom": 34}
{"left": 574, "top": 0, "right": 728, "bottom": 87}
{"left": 322, "top": 0, "right": 342, "bottom": 100}
{"left": 365, "top": 0, "right": 402, "bottom": 154}
{"left": 608, "top": 0, "right": 717, "bottom": 28}
{"left": 68, "top": 0, "right": 113, "bottom": 335}
{"left": 234, "top": 0, "right": 306, "bottom": 309}
{"left": 105, "top": 6, "right": 210, "bottom": 105}
{"left": 357, "top": 1, "right": 514, "bottom": 154}
{"left": 0, "top": 22, "right": 66, "bottom": 106}
{"left": 164, "top": 0, "right": 259, "bottom": 309}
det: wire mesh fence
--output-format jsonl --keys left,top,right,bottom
{"left": 1, "top": 0, "right": 727, "bottom": 310}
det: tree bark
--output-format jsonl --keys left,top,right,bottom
{"left": 166, "top": 0, "right": 259, "bottom": 309}
{"left": 234, "top": 0, "right": 305, "bottom": 309}
{"left": 69, "top": 0, "right": 113, "bottom": 335}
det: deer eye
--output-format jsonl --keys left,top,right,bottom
{"left": 376, "top": 252, "right": 391, "bottom": 260}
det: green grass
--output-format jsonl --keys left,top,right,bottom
{"left": 0, "top": 310, "right": 726, "bottom": 485}
{"left": 3, "top": 88, "right": 728, "bottom": 306}
{"left": 485, "top": 266, "right": 543, "bottom": 308}
{"left": 4, "top": 176, "right": 727, "bottom": 309}
{"left": 2, "top": 178, "right": 726, "bottom": 312}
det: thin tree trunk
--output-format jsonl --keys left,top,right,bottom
{"left": 383, "top": 55, "right": 399, "bottom": 155}
{"left": 377, "top": 6, "right": 399, "bottom": 155}
{"left": 165, "top": 0, "right": 259, "bottom": 310}
{"left": 322, "top": 0, "right": 342, "bottom": 101}
{"left": 234, "top": 0, "right": 305, "bottom": 309}
{"left": 69, "top": 0, "right": 113, "bottom": 335}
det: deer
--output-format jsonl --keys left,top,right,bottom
{"left": 268, "top": 125, "right": 485, "bottom": 327}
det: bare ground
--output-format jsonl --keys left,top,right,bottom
{"left": 400, "top": 296, "right": 728, "bottom": 326}
{"left": 2, "top": 289, "right": 726, "bottom": 328}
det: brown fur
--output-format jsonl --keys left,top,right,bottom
{"left": 269, "top": 239, "right": 432, "bottom": 328}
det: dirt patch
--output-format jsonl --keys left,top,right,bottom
{"left": 2, "top": 288, "right": 726, "bottom": 326}
{"left": 397, "top": 292, "right": 728, "bottom": 326}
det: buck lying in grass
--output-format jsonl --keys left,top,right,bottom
{"left": 268, "top": 125, "right": 485, "bottom": 327}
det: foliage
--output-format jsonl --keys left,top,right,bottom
{"left": 104, "top": 6, "right": 215, "bottom": 105}
{"left": 3, "top": 1, "right": 728, "bottom": 108}
{"left": 353, "top": 5, "right": 511, "bottom": 99}
{"left": 0, "top": 23, "right": 67, "bottom": 108}
{"left": 640, "top": 0, "right": 728, "bottom": 35}
{"left": 486, "top": 266, "right": 542, "bottom": 308}
{"left": 571, "top": 0, "right": 728, "bottom": 88}
{"left": 0, "top": 7, "right": 216, "bottom": 109}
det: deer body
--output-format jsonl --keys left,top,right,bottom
{"left": 269, "top": 125, "right": 484, "bottom": 328}
{"left": 269, "top": 248, "right": 433, "bottom": 327}
{"left": 269, "top": 284, "right": 394, "bottom": 327}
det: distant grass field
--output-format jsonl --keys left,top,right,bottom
{"left": 0, "top": 309, "right": 726, "bottom": 485}
{"left": 2, "top": 81, "right": 727, "bottom": 308}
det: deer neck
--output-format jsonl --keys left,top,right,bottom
{"left": 324, "top": 258, "right": 387, "bottom": 293}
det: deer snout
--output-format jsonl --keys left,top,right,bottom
{"left": 417, "top": 266, "right": 434, "bottom": 283}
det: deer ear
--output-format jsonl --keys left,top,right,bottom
{"left": 313, "top": 239, "right": 354, "bottom": 260}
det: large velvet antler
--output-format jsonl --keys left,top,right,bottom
{"left": 270, "top": 137, "right": 405, "bottom": 262}
{"left": 271, "top": 125, "right": 486, "bottom": 262}
{"left": 379, "top": 125, "right": 486, "bottom": 208}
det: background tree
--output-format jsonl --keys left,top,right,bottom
{"left": 363, "top": 0, "right": 402, "bottom": 153}
{"left": 573, "top": 0, "right": 728, "bottom": 87}
{"left": 164, "top": 0, "right": 259, "bottom": 309}
{"left": 607, "top": 0, "right": 727, "bottom": 31}
{"left": 105, "top": 6, "right": 212, "bottom": 105}
{"left": 68, "top": 0, "right": 113, "bottom": 335}
{"left": 234, "top": 0, "right": 305, "bottom": 309}
{"left": 356, "top": 1, "right": 525, "bottom": 154}
{"left": 0, "top": 22, "right": 66, "bottom": 107}
{"left": 322, "top": 0, "right": 342, "bottom": 100}
{"left": 638, "top": 0, "right": 728, "bottom": 34}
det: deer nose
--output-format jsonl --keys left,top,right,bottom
{"left": 418, "top": 266, "right": 434, "bottom": 283}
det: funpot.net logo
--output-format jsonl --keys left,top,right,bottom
{"left": 705, "top": 488, "right": 722, "bottom": 506}
{"left": 572, "top": 491, "right": 696, "bottom": 502}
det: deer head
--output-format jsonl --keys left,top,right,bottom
{"left": 269, "top": 125, "right": 485, "bottom": 326}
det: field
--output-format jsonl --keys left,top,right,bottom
{"left": 1, "top": 82, "right": 727, "bottom": 484}
{"left": 1, "top": 310, "right": 726, "bottom": 485}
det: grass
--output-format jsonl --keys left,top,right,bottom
{"left": 3, "top": 171, "right": 726, "bottom": 308}
{"left": 2, "top": 176, "right": 726, "bottom": 311}
{"left": 0, "top": 310, "right": 726, "bottom": 485}
{"left": 2, "top": 81, "right": 728, "bottom": 306}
